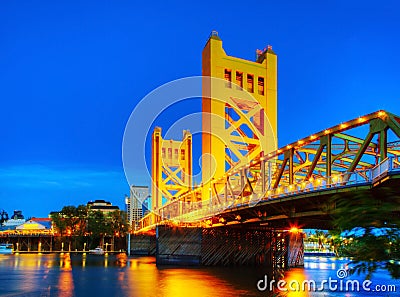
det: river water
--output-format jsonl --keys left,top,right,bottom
{"left": 0, "top": 254, "right": 398, "bottom": 296}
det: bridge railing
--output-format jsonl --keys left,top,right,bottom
{"left": 372, "top": 157, "right": 391, "bottom": 180}
{"left": 154, "top": 157, "right": 399, "bottom": 223}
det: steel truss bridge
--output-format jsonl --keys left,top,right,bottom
{"left": 138, "top": 110, "right": 400, "bottom": 232}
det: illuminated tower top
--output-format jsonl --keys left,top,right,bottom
{"left": 202, "top": 31, "right": 278, "bottom": 186}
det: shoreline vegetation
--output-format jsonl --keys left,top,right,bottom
{"left": 50, "top": 205, "right": 128, "bottom": 251}
{"left": 329, "top": 187, "right": 400, "bottom": 279}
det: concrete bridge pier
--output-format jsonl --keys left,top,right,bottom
{"left": 129, "top": 233, "right": 156, "bottom": 255}
{"left": 152, "top": 225, "right": 304, "bottom": 269}
{"left": 156, "top": 225, "right": 202, "bottom": 265}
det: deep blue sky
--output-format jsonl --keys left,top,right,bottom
{"left": 1, "top": 1, "right": 400, "bottom": 217}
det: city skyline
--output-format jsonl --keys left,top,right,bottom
{"left": 1, "top": 0, "right": 400, "bottom": 217}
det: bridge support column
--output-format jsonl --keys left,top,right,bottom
{"left": 155, "top": 225, "right": 304, "bottom": 270}
{"left": 201, "top": 225, "right": 278, "bottom": 267}
{"left": 286, "top": 232, "right": 304, "bottom": 268}
{"left": 156, "top": 225, "right": 202, "bottom": 265}
{"left": 129, "top": 233, "right": 156, "bottom": 255}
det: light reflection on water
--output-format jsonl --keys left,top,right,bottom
{"left": 0, "top": 254, "right": 398, "bottom": 297}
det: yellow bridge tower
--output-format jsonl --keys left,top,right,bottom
{"left": 202, "top": 31, "right": 278, "bottom": 195}
{"left": 151, "top": 127, "right": 193, "bottom": 211}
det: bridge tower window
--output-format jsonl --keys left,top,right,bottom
{"left": 258, "top": 77, "right": 265, "bottom": 95}
{"left": 236, "top": 71, "right": 243, "bottom": 90}
{"left": 224, "top": 69, "right": 232, "bottom": 88}
{"left": 174, "top": 149, "right": 179, "bottom": 160}
{"left": 247, "top": 74, "right": 254, "bottom": 93}
{"left": 181, "top": 149, "right": 185, "bottom": 160}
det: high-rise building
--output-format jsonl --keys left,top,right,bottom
{"left": 126, "top": 185, "right": 149, "bottom": 230}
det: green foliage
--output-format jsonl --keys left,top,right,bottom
{"left": 51, "top": 205, "right": 129, "bottom": 249}
{"left": 108, "top": 210, "right": 128, "bottom": 237}
{"left": 331, "top": 187, "right": 400, "bottom": 279}
{"left": 86, "top": 210, "right": 129, "bottom": 248}
{"left": 75, "top": 205, "right": 88, "bottom": 236}
{"left": 51, "top": 205, "right": 88, "bottom": 236}
{"left": 88, "top": 210, "right": 110, "bottom": 236}
{"left": 87, "top": 210, "right": 109, "bottom": 248}
{"left": 332, "top": 187, "right": 400, "bottom": 230}
{"left": 50, "top": 211, "right": 67, "bottom": 236}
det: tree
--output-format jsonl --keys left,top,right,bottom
{"left": 61, "top": 205, "right": 79, "bottom": 235}
{"left": 87, "top": 210, "right": 110, "bottom": 248}
{"left": 109, "top": 210, "right": 128, "bottom": 237}
{"left": 331, "top": 187, "right": 400, "bottom": 279}
{"left": 50, "top": 211, "right": 67, "bottom": 236}
{"left": 75, "top": 205, "right": 88, "bottom": 237}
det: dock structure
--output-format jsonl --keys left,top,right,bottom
{"left": 0, "top": 232, "right": 126, "bottom": 254}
